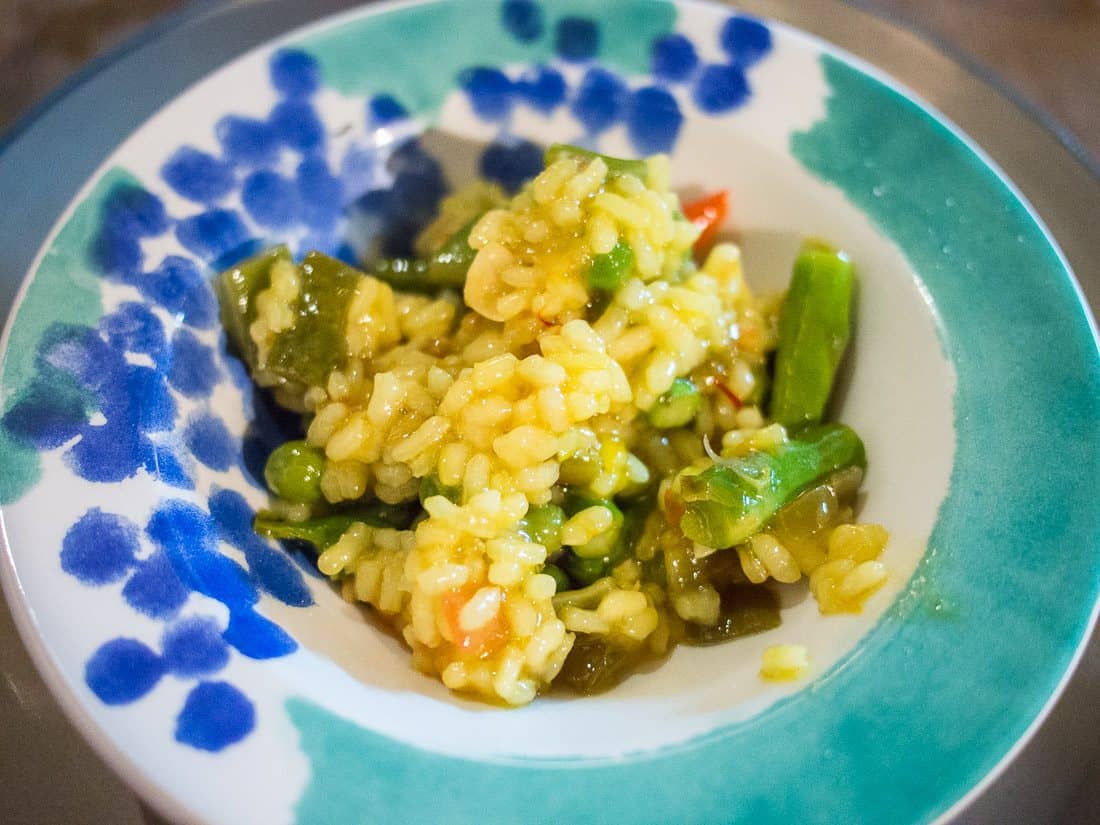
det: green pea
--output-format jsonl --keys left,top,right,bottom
{"left": 264, "top": 440, "right": 326, "bottom": 503}
{"left": 647, "top": 377, "right": 701, "bottom": 429}
{"left": 562, "top": 551, "right": 610, "bottom": 588}
{"left": 542, "top": 563, "right": 571, "bottom": 594}
{"left": 587, "top": 241, "right": 634, "bottom": 291}
{"left": 563, "top": 490, "right": 624, "bottom": 559}
{"left": 518, "top": 504, "right": 566, "bottom": 554}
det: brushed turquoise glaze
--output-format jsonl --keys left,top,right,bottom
{"left": 300, "top": 0, "right": 676, "bottom": 114}
{"left": 0, "top": 169, "right": 134, "bottom": 502}
{"left": 285, "top": 55, "right": 1100, "bottom": 825}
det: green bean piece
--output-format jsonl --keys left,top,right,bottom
{"left": 542, "top": 563, "right": 572, "bottom": 595}
{"left": 372, "top": 257, "right": 432, "bottom": 293}
{"left": 253, "top": 513, "right": 360, "bottom": 552}
{"left": 544, "top": 143, "right": 649, "bottom": 182}
{"left": 675, "top": 423, "right": 866, "bottom": 549}
{"left": 264, "top": 440, "right": 326, "bottom": 503}
{"left": 563, "top": 491, "right": 624, "bottom": 559}
{"left": 769, "top": 241, "right": 854, "bottom": 429}
{"left": 419, "top": 474, "right": 462, "bottom": 505}
{"left": 682, "top": 584, "right": 781, "bottom": 645}
{"left": 647, "top": 377, "right": 701, "bottom": 428}
{"left": 253, "top": 501, "right": 420, "bottom": 552}
{"left": 215, "top": 245, "right": 291, "bottom": 370}
{"left": 560, "top": 495, "right": 650, "bottom": 586}
{"left": 587, "top": 241, "right": 634, "bottom": 291}
{"left": 373, "top": 216, "right": 481, "bottom": 293}
{"left": 263, "top": 252, "right": 364, "bottom": 389}
{"left": 518, "top": 504, "right": 567, "bottom": 554}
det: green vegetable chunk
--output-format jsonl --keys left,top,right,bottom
{"left": 542, "top": 563, "right": 571, "bottom": 595}
{"left": 263, "top": 251, "right": 364, "bottom": 389}
{"left": 587, "top": 241, "right": 634, "bottom": 291}
{"left": 518, "top": 504, "right": 567, "bottom": 555}
{"left": 682, "top": 585, "right": 781, "bottom": 645}
{"left": 647, "top": 377, "right": 701, "bottom": 428}
{"left": 419, "top": 475, "right": 462, "bottom": 505}
{"left": 373, "top": 217, "right": 480, "bottom": 292}
{"left": 769, "top": 241, "right": 854, "bottom": 429}
{"left": 563, "top": 491, "right": 624, "bottom": 559}
{"left": 676, "top": 423, "right": 866, "bottom": 549}
{"left": 215, "top": 245, "right": 291, "bottom": 370}
{"left": 253, "top": 513, "right": 360, "bottom": 552}
{"left": 544, "top": 143, "right": 649, "bottom": 182}
{"left": 556, "top": 636, "right": 648, "bottom": 694}
{"left": 254, "top": 501, "right": 419, "bottom": 552}
{"left": 264, "top": 440, "right": 325, "bottom": 503}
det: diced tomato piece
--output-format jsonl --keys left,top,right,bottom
{"left": 441, "top": 586, "right": 510, "bottom": 658}
{"left": 682, "top": 190, "right": 730, "bottom": 258}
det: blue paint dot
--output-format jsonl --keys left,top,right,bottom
{"left": 501, "top": 0, "right": 543, "bottom": 42}
{"left": 176, "top": 209, "right": 251, "bottom": 262}
{"left": 368, "top": 94, "right": 407, "bottom": 126}
{"left": 39, "top": 323, "right": 123, "bottom": 393}
{"left": 161, "top": 148, "right": 236, "bottom": 204}
{"left": 141, "top": 441, "right": 194, "bottom": 490}
{"left": 243, "top": 538, "right": 313, "bottom": 607}
{"left": 101, "top": 303, "right": 167, "bottom": 360}
{"left": 184, "top": 412, "right": 235, "bottom": 470}
{"left": 122, "top": 551, "right": 189, "bottom": 619}
{"left": 242, "top": 170, "right": 301, "bottom": 230}
{"left": 162, "top": 617, "right": 230, "bottom": 677}
{"left": 223, "top": 608, "right": 297, "bottom": 659}
{"left": 208, "top": 488, "right": 256, "bottom": 548}
{"left": 720, "top": 15, "right": 772, "bottom": 67}
{"left": 138, "top": 256, "right": 218, "bottom": 329}
{"left": 85, "top": 638, "right": 164, "bottom": 705}
{"left": 270, "top": 48, "right": 321, "bottom": 98}
{"left": 555, "top": 17, "right": 599, "bottom": 61}
{"left": 480, "top": 140, "right": 543, "bottom": 193}
{"left": 270, "top": 100, "right": 325, "bottom": 154}
{"left": 296, "top": 157, "right": 344, "bottom": 232}
{"left": 67, "top": 420, "right": 144, "bottom": 483}
{"left": 175, "top": 681, "right": 254, "bottom": 751}
{"left": 515, "top": 65, "right": 565, "bottom": 113}
{"left": 216, "top": 115, "right": 280, "bottom": 168}
{"left": 2, "top": 371, "right": 88, "bottom": 450}
{"left": 147, "top": 499, "right": 258, "bottom": 611}
{"left": 651, "top": 33, "right": 698, "bottom": 83}
{"left": 91, "top": 224, "right": 142, "bottom": 280}
{"left": 693, "top": 63, "right": 749, "bottom": 113}
{"left": 571, "top": 67, "right": 629, "bottom": 134}
{"left": 102, "top": 184, "right": 169, "bottom": 238}
{"left": 356, "top": 139, "right": 447, "bottom": 257}
{"left": 627, "top": 86, "right": 683, "bottom": 154}
{"left": 122, "top": 365, "right": 175, "bottom": 433}
{"left": 168, "top": 329, "right": 221, "bottom": 399}
{"left": 459, "top": 67, "right": 515, "bottom": 122}
{"left": 61, "top": 508, "right": 139, "bottom": 585}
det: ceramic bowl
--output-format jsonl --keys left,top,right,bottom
{"left": 1, "top": 1, "right": 1098, "bottom": 823}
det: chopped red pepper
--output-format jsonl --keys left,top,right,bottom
{"left": 682, "top": 190, "right": 730, "bottom": 258}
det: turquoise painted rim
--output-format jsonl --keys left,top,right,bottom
{"left": 275, "top": 4, "right": 1100, "bottom": 825}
